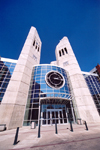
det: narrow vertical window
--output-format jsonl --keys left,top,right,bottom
{"left": 59, "top": 51, "right": 61, "bottom": 57}
{"left": 64, "top": 48, "right": 68, "bottom": 54}
{"left": 62, "top": 49, "right": 64, "bottom": 55}
{"left": 33, "top": 40, "right": 35, "bottom": 46}
{"left": 35, "top": 45, "right": 37, "bottom": 49}
{"left": 38, "top": 47, "right": 39, "bottom": 52}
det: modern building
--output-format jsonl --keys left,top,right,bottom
{"left": 0, "top": 26, "right": 100, "bottom": 130}
{"left": 90, "top": 64, "right": 100, "bottom": 77}
{"left": 0, "top": 57, "right": 17, "bottom": 104}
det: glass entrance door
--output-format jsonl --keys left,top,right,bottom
{"left": 47, "top": 109, "right": 61, "bottom": 125}
{"left": 41, "top": 104, "right": 68, "bottom": 125}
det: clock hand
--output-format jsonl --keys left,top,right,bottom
{"left": 54, "top": 78, "right": 59, "bottom": 79}
{"left": 54, "top": 78, "right": 63, "bottom": 81}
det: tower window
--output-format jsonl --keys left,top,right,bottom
{"left": 38, "top": 47, "right": 39, "bottom": 52}
{"left": 33, "top": 40, "right": 35, "bottom": 46}
{"left": 35, "top": 45, "right": 37, "bottom": 49}
{"left": 64, "top": 48, "right": 68, "bottom": 54}
{"left": 59, "top": 51, "right": 61, "bottom": 57}
{"left": 62, "top": 49, "right": 64, "bottom": 55}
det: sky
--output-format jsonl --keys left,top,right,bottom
{"left": 0, "top": 0, "right": 100, "bottom": 72}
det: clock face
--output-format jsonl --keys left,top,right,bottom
{"left": 45, "top": 71, "right": 65, "bottom": 89}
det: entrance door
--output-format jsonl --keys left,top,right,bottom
{"left": 59, "top": 111, "right": 63, "bottom": 123}
{"left": 41, "top": 105, "right": 68, "bottom": 125}
{"left": 47, "top": 109, "right": 62, "bottom": 125}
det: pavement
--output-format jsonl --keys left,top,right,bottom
{"left": 0, "top": 123, "right": 100, "bottom": 150}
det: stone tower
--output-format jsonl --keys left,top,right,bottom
{"left": 55, "top": 37, "right": 100, "bottom": 123}
{"left": 0, "top": 27, "right": 42, "bottom": 129}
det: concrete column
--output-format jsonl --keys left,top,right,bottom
{"left": 55, "top": 37, "right": 100, "bottom": 124}
{"left": 0, "top": 26, "right": 42, "bottom": 129}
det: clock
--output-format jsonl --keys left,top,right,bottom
{"left": 45, "top": 71, "right": 65, "bottom": 89}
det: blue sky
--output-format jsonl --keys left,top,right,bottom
{"left": 0, "top": 0, "right": 100, "bottom": 71}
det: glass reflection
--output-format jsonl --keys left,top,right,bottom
{"left": 0, "top": 60, "right": 16, "bottom": 103}
{"left": 84, "top": 74, "right": 100, "bottom": 115}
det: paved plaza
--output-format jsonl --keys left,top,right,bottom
{"left": 0, "top": 123, "right": 100, "bottom": 150}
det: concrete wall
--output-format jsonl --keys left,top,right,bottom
{"left": 0, "top": 26, "right": 42, "bottom": 129}
{"left": 55, "top": 37, "right": 100, "bottom": 123}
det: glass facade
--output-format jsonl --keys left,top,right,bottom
{"left": 24, "top": 65, "right": 74, "bottom": 126}
{"left": 0, "top": 59, "right": 17, "bottom": 103}
{"left": 84, "top": 74, "right": 100, "bottom": 115}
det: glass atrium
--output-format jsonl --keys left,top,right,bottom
{"left": 24, "top": 65, "right": 74, "bottom": 126}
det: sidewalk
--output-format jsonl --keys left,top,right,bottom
{"left": 0, "top": 123, "right": 100, "bottom": 150}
